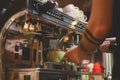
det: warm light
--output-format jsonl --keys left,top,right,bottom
{"left": 71, "top": 21, "right": 78, "bottom": 26}
{"left": 70, "top": 21, "right": 78, "bottom": 29}
{"left": 63, "top": 36, "right": 69, "bottom": 42}
{"left": 29, "top": 25, "right": 35, "bottom": 32}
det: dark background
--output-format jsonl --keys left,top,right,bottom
{"left": 0, "top": 0, "right": 27, "bottom": 31}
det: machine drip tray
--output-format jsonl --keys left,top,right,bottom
{"left": 6, "top": 67, "right": 104, "bottom": 80}
{"left": 6, "top": 68, "right": 67, "bottom": 80}
{"left": 43, "top": 62, "right": 72, "bottom": 70}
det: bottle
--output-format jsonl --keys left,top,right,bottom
{"left": 92, "top": 62, "right": 102, "bottom": 73}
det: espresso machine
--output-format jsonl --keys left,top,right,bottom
{"left": 0, "top": 0, "right": 89, "bottom": 80}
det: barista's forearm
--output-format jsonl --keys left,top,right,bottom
{"left": 78, "top": 0, "right": 113, "bottom": 52}
{"left": 87, "top": 23, "right": 112, "bottom": 40}
{"left": 86, "top": 0, "right": 113, "bottom": 40}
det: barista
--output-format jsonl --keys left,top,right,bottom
{"left": 65, "top": 0, "right": 120, "bottom": 79}
{"left": 65, "top": 0, "right": 113, "bottom": 63}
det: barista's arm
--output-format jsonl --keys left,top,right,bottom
{"left": 88, "top": 0, "right": 113, "bottom": 39}
{"left": 65, "top": 0, "right": 114, "bottom": 63}
{"left": 79, "top": 0, "right": 114, "bottom": 52}
{"left": 65, "top": 0, "right": 113, "bottom": 63}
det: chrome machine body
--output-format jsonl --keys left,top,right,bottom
{"left": 0, "top": 0, "right": 87, "bottom": 80}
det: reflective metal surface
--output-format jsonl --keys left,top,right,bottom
{"left": 0, "top": 1, "right": 87, "bottom": 79}
{"left": 0, "top": 9, "right": 28, "bottom": 80}
{"left": 0, "top": 8, "right": 83, "bottom": 79}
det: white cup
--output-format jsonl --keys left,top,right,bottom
{"left": 63, "top": 4, "right": 75, "bottom": 13}
{"left": 56, "top": 8, "right": 63, "bottom": 12}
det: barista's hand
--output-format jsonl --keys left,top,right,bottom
{"left": 99, "top": 37, "right": 116, "bottom": 53}
{"left": 64, "top": 45, "right": 91, "bottom": 64}
{"left": 99, "top": 40, "right": 111, "bottom": 52}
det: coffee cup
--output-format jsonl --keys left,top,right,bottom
{"left": 63, "top": 4, "right": 75, "bottom": 13}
